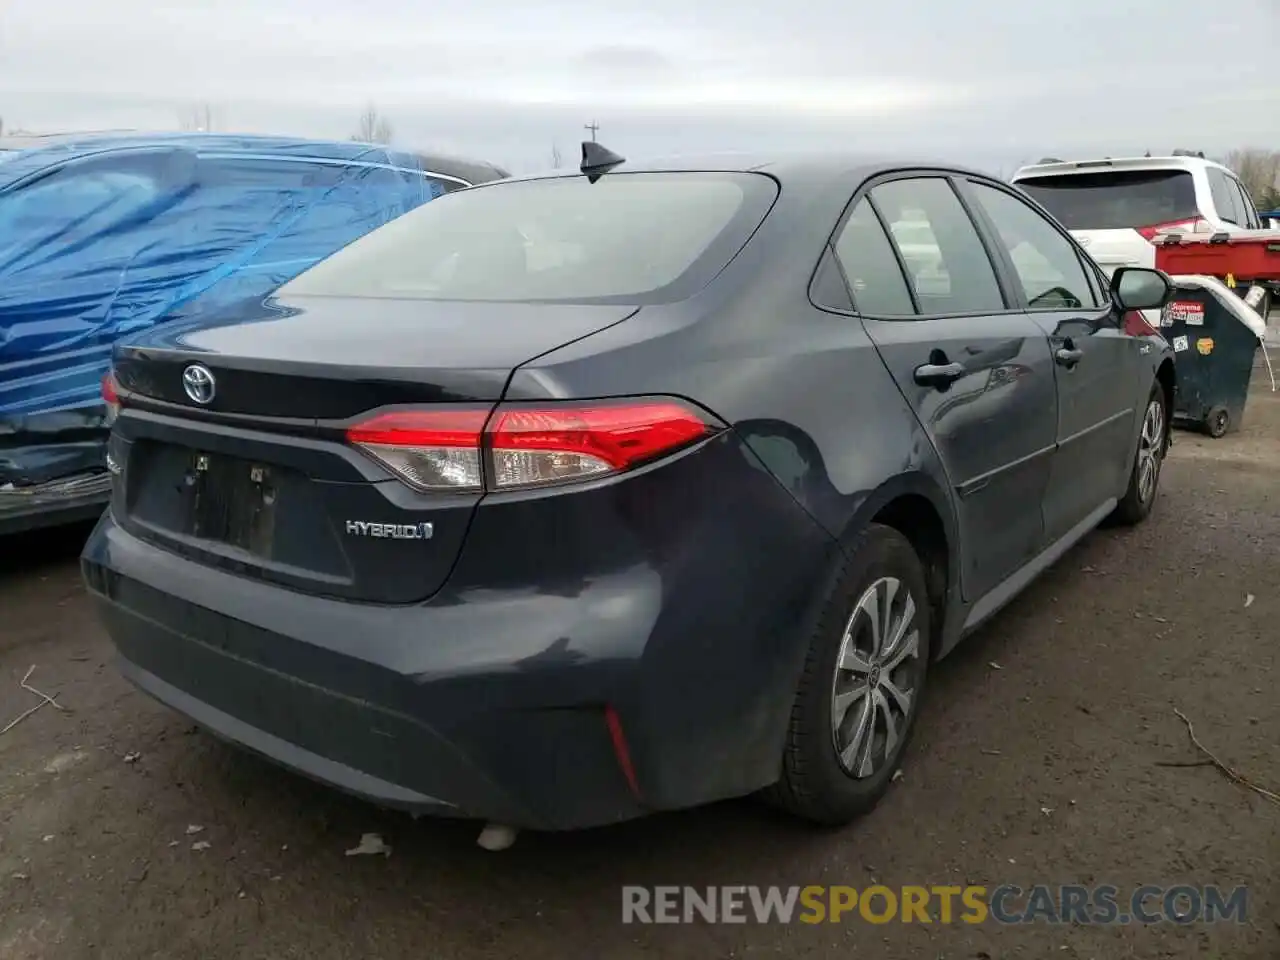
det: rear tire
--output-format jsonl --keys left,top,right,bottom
{"left": 1110, "top": 383, "right": 1168, "bottom": 526}
{"left": 765, "top": 524, "right": 931, "bottom": 826}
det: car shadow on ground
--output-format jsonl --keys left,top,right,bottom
{"left": 0, "top": 518, "right": 98, "bottom": 577}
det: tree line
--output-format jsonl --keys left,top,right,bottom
{"left": 1221, "top": 149, "right": 1280, "bottom": 210}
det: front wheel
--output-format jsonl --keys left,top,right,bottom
{"left": 1110, "top": 384, "right": 1167, "bottom": 526}
{"left": 764, "top": 524, "right": 931, "bottom": 826}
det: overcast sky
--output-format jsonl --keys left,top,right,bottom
{"left": 2, "top": 0, "right": 1277, "bottom": 175}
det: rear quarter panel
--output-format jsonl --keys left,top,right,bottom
{"left": 506, "top": 192, "right": 963, "bottom": 646}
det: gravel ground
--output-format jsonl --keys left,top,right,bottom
{"left": 2, "top": 366, "right": 1278, "bottom": 960}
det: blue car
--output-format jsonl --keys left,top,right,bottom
{"left": 0, "top": 133, "right": 507, "bottom": 534}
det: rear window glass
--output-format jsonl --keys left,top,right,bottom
{"left": 1016, "top": 169, "right": 1199, "bottom": 230}
{"left": 281, "top": 171, "right": 776, "bottom": 303}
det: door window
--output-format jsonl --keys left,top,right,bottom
{"left": 869, "top": 178, "right": 1005, "bottom": 315}
{"left": 831, "top": 198, "right": 915, "bottom": 316}
{"left": 967, "top": 181, "right": 1099, "bottom": 310}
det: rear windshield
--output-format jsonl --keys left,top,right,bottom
{"left": 280, "top": 171, "right": 777, "bottom": 303}
{"left": 1016, "top": 169, "right": 1199, "bottom": 230}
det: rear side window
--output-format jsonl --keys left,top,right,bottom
{"left": 282, "top": 171, "right": 777, "bottom": 303}
{"left": 831, "top": 198, "right": 915, "bottom": 316}
{"left": 1207, "top": 168, "right": 1243, "bottom": 226}
{"left": 870, "top": 177, "right": 1005, "bottom": 315}
{"left": 0, "top": 153, "right": 166, "bottom": 241}
{"left": 1228, "top": 176, "right": 1258, "bottom": 228}
{"left": 967, "top": 182, "right": 1098, "bottom": 309}
{"left": 1016, "top": 169, "right": 1199, "bottom": 230}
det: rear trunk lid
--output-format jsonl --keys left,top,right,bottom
{"left": 110, "top": 294, "right": 637, "bottom": 603}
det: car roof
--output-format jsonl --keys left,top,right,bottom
{"left": 1011, "top": 154, "right": 1233, "bottom": 181}
{"left": 0, "top": 130, "right": 139, "bottom": 150}
{"left": 498, "top": 150, "right": 1002, "bottom": 193}
{"left": 0, "top": 132, "right": 509, "bottom": 187}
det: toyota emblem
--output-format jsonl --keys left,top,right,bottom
{"left": 182, "top": 364, "right": 216, "bottom": 405}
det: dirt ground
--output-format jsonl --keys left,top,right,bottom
{"left": 2, "top": 366, "right": 1278, "bottom": 960}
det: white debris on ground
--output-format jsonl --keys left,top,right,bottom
{"left": 476, "top": 824, "right": 518, "bottom": 851}
{"left": 185, "top": 825, "right": 204, "bottom": 835}
{"left": 344, "top": 833, "right": 391, "bottom": 857}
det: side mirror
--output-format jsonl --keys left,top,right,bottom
{"left": 1111, "top": 266, "right": 1173, "bottom": 312}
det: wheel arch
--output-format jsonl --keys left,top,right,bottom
{"left": 838, "top": 472, "right": 959, "bottom": 660}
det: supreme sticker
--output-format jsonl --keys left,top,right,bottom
{"left": 1166, "top": 301, "right": 1204, "bottom": 326}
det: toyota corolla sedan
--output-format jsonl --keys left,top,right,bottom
{"left": 82, "top": 146, "right": 1176, "bottom": 836}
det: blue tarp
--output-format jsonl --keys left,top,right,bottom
{"left": 0, "top": 133, "right": 449, "bottom": 486}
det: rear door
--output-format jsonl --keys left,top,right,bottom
{"left": 961, "top": 177, "right": 1141, "bottom": 542}
{"left": 833, "top": 174, "right": 1058, "bottom": 601}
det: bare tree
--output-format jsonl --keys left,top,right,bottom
{"left": 550, "top": 143, "right": 563, "bottom": 168}
{"left": 353, "top": 104, "right": 393, "bottom": 144}
{"left": 179, "top": 103, "right": 219, "bottom": 132}
{"left": 1222, "top": 148, "right": 1280, "bottom": 209}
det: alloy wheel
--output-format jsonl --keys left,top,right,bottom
{"left": 830, "top": 576, "right": 923, "bottom": 779}
{"left": 1137, "top": 398, "right": 1165, "bottom": 504}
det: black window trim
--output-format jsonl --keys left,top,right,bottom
{"left": 956, "top": 175, "right": 1112, "bottom": 318}
{"left": 808, "top": 167, "right": 1021, "bottom": 322}
{"left": 809, "top": 242, "right": 856, "bottom": 313}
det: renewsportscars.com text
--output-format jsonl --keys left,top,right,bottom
{"left": 621, "top": 884, "right": 1248, "bottom": 925}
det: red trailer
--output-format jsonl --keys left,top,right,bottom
{"left": 1153, "top": 229, "right": 1280, "bottom": 317}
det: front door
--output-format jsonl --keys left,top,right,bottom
{"left": 961, "top": 178, "right": 1141, "bottom": 543}
{"left": 832, "top": 175, "right": 1059, "bottom": 602}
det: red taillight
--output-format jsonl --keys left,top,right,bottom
{"left": 347, "top": 408, "right": 489, "bottom": 492}
{"left": 1137, "top": 218, "right": 1208, "bottom": 242}
{"left": 345, "top": 399, "right": 717, "bottom": 493}
{"left": 487, "top": 401, "right": 712, "bottom": 488}
{"left": 102, "top": 372, "right": 120, "bottom": 424}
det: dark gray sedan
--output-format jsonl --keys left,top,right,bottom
{"left": 82, "top": 146, "right": 1175, "bottom": 838}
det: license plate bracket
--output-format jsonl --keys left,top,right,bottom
{"left": 187, "top": 452, "right": 278, "bottom": 555}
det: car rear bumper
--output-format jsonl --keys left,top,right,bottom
{"left": 0, "top": 471, "right": 110, "bottom": 536}
{"left": 82, "top": 462, "right": 837, "bottom": 828}
{"left": 84, "top": 515, "right": 651, "bottom": 830}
